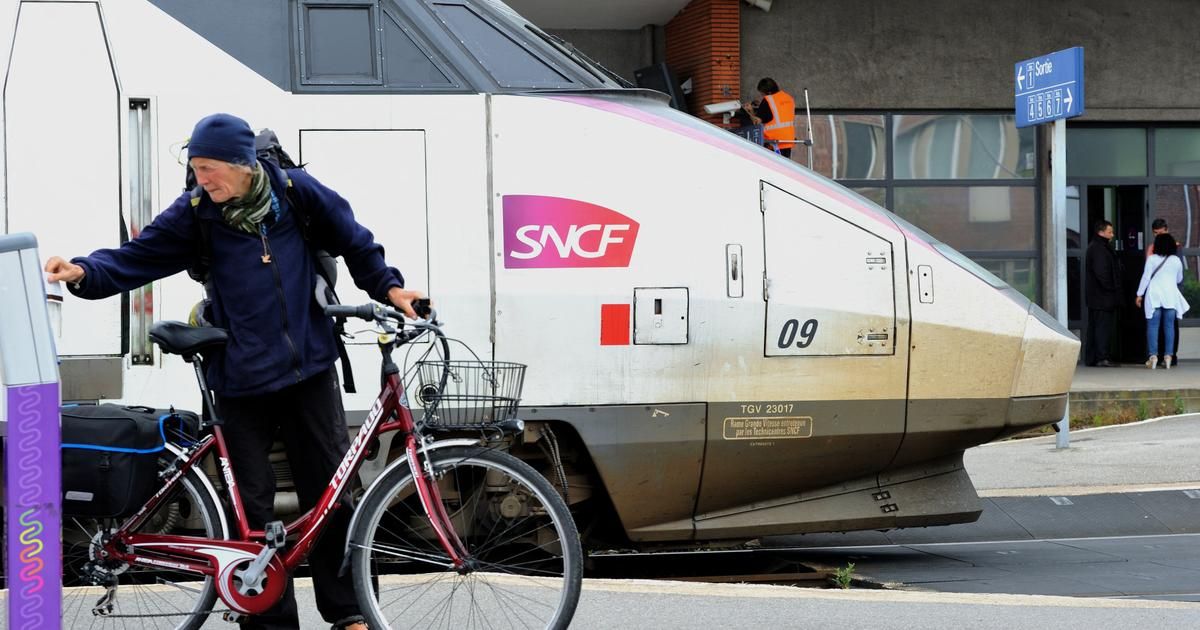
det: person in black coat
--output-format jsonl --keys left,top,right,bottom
{"left": 1085, "top": 219, "right": 1120, "bottom": 367}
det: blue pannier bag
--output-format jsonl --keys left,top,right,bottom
{"left": 61, "top": 403, "right": 199, "bottom": 518}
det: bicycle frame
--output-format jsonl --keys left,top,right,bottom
{"left": 103, "top": 342, "right": 469, "bottom": 607}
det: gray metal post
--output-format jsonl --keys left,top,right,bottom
{"left": 1051, "top": 119, "right": 1071, "bottom": 448}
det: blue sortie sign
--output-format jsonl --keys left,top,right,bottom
{"left": 1015, "top": 47, "right": 1085, "bottom": 128}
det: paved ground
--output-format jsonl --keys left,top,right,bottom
{"left": 965, "top": 413, "right": 1200, "bottom": 493}
{"left": 273, "top": 577, "right": 1200, "bottom": 629}
{"left": 1072, "top": 361, "right": 1200, "bottom": 392}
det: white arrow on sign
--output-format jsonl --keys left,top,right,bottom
{"left": 1017, "top": 66, "right": 1025, "bottom": 89}
{"left": 1064, "top": 88, "right": 1074, "bottom": 112}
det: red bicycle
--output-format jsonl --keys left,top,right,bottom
{"left": 60, "top": 303, "right": 583, "bottom": 629}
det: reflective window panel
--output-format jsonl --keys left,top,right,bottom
{"left": 976, "top": 258, "right": 1039, "bottom": 303}
{"left": 893, "top": 114, "right": 1033, "bottom": 180}
{"left": 1153, "top": 185, "right": 1200, "bottom": 253}
{"left": 849, "top": 187, "right": 886, "bottom": 207}
{"left": 1155, "top": 129, "right": 1200, "bottom": 177}
{"left": 892, "top": 186, "right": 1036, "bottom": 251}
{"left": 803, "top": 114, "right": 887, "bottom": 179}
{"left": 1066, "top": 128, "right": 1147, "bottom": 178}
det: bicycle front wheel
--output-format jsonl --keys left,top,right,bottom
{"left": 350, "top": 446, "right": 583, "bottom": 629}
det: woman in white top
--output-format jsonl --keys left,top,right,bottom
{"left": 1136, "top": 233, "right": 1190, "bottom": 369}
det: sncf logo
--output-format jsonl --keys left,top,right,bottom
{"left": 503, "top": 195, "right": 639, "bottom": 268}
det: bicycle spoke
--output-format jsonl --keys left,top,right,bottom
{"left": 356, "top": 449, "right": 581, "bottom": 629}
{"left": 59, "top": 471, "right": 221, "bottom": 629}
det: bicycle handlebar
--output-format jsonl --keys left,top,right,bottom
{"left": 323, "top": 300, "right": 439, "bottom": 328}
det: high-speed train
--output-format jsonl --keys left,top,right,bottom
{"left": 1, "top": 0, "right": 1078, "bottom": 548}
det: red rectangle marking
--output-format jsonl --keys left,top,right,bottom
{"left": 600, "top": 303, "right": 631, "bottom": 346}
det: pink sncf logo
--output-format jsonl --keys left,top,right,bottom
{"left": 502, "top": 195, "right": 640, "bottom": 269}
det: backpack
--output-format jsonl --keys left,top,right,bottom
{"left": 185, "top": 129, "right": 356, "bottom": 393}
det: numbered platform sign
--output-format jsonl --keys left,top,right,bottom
{"left": 1015, "top": 47, "right": 1085, "bottom": 128}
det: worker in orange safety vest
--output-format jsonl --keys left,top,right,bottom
{"left": 741, "top": 77, "right": 796, "bottom": 157}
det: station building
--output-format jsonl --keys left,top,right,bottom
{"left": 510, "top": 0, "right": 1200, "bottom": 362}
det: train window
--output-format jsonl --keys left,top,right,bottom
{"left": 381, "top": 9, "right": 453, "bottom": 86}
{"left": 431, "top": 2, "right": 574, "bottom": 88}
{"left": 298, "top": 2, "right": 384, "bottom": 85}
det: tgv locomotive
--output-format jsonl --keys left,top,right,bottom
{"left": 1, "top": 0, "right": 1078, "bottom": 548}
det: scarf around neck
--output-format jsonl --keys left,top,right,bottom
{"left": 221, "top": 163, "right": 272, "bottom": 234}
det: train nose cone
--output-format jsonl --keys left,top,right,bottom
{"left": 1004, "top": 305, "right": 1080, "bottom": 435}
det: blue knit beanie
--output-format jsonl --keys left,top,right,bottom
{"left": 187, "top": 113, "right": 255, "bottom": 165}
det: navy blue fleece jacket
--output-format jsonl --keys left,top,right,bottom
{"left": 70, "top": 161, "right": 404, "bottom": 396}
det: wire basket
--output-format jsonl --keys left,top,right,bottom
{"left": 414, "top": 360, "right": 526, "bottom": 428}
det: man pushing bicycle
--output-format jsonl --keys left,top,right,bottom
{"left": 46, "top": 112, "right": 421, "bottom": 630}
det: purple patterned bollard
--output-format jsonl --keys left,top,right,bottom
{"left": 5, "top": 383, "right": 61, "bottom": 629}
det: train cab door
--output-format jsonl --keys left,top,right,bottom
{"left": 693, "top": 182, "right": 909, "bottom": 535}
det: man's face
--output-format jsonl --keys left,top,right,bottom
{"left": 1098, "top": 225, "right": 1114, "bottom": 240}
{"left": 191, "top": 157, "right": 251, "bottom": 204}
{"left": 1153, "top": 227, "right": 1168, "bottom": 236}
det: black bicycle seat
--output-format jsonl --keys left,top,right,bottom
{"left": 149, "top": 321, "right": 229, "bottom": 357}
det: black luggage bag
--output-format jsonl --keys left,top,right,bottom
{"left": 61, "top": 404, "right": 199, "bottom": 519}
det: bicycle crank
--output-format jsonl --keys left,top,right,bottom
{"left": 218, "top": 554, "right": 288, "bottom": 615}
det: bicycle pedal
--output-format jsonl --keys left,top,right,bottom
{"left": 264, "top": 520, "right": 287, "bottom": 549}
{"left": 223, "top": 611, "right": 247, "bottom": 624}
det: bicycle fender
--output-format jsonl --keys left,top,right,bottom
{"left": 165, "top": 442, "right": 231, "bottom": 539}
{"left": 343, "top": 438, "right": 484, "bottom": 558}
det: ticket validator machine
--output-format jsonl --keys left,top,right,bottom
{"left": 0, "top": 233, "right": 61, "bottom": 628}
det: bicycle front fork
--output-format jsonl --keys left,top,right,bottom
{"left": 406, "top": 435, "right": 472, "bottom": 571}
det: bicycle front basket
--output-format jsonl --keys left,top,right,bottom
{"left": 414, "top": 360, "right": 526, "bottom": 428}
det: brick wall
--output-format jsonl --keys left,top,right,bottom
{"left": 665, "top": 0, "right": 740, "bottom": 124}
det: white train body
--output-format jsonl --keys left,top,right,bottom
{"left": 1, "top": 0, "right": 1078, "bottom": 543}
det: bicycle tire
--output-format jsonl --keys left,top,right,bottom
{"left": 60, "top": 464, "right": 227, "bottom": 630}
{"left": 350, "top": 446, "right": 583, "bottom": 629}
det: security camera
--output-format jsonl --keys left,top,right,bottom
{"left": 703, "top": 100, "right": 743, "bottom": 115}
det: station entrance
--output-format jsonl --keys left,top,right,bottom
{"left": 1068, "top": 184, "right": 1148, "bottom": 364}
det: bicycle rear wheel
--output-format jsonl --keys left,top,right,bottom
{"left": 60, "top": 465, "right": 226, "bottom": 630}
{"left": 350, "top": 446, "right": 583, "bottom": 629}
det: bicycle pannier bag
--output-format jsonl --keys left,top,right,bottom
{"left": 61, "top": 404, "right": 199, "bottom": 518}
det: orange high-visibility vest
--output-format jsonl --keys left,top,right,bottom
{"left": 762, "top": 91, "right": 796, "bottom": 149}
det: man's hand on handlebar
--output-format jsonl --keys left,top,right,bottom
{"left": 387, "top": 287, "right": 427, "bottom": 319}
{"left": 45, "top": 256, "right": 85, "bottom": 285}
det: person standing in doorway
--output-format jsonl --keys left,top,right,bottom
{"left": 740, "top": 77, "right": 796, "bottom": 157}
{"left": 1146, "top": 217, "right": 1182, "bottom": 365}
{"left": 1136, "top": 232, "right": 1190, "bottom": 368}
{"left": 1085, "top": 220, "right": 1121, "bottom": 367}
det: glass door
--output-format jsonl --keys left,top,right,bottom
{"left": 1069, "top": 184, "right": 1148, "bottom": 363}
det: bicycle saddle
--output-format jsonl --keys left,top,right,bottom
{"left": 149, "top": 321, "right": 229, "bottom": 357}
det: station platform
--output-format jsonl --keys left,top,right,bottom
{"left": 1070, "top": 361, "right": 1200, "bottom": 421}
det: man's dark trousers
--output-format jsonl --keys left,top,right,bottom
{"left": 219, "top": 367, "right": 358, "bottom": 629}
{"left": 1085, "top": 308, "right": 1116, "bottom": 365}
